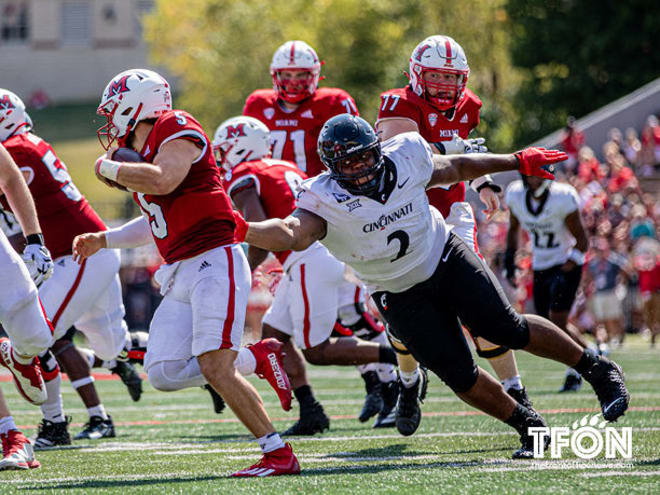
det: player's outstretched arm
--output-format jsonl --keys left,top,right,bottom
{"left": 428, "top": 147, "right": 566, "bottom": 189}
{"left": 237, "top": 208, "right": 326, "bottom": 253}
{"left": 72, "top": 216, "right": 152, "bottom": 263}
{"left": 231, "top": 187, "right": 270, "bottom": 270}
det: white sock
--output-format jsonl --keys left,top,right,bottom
{"left": 103, "top": 359, "right": 117, "bottom": 370}
{"left": 41, "top": 373, "right": 66, "bottom": 422}
{"left": 399, "top": 367, "right": 420, "bottom": 388}
{"left": 502, "top": 375, "right": 523, "bottom": 391}
{"left": 77, "top": 347, "right": 96, "bottom": 368}
{"left": 0, "top": 416, "right": 17, "bottom": 435}
{"left": 235, "top": 347, "right": 257, "bottom": 376}
{"left": 377, "top": 364, "right": 397, "bottom": 383}
{"left": 257, "top": 432, "right": 285, "bottom": 454}
{"left": 87, "top": 404, "right": 108, "bottom": 420}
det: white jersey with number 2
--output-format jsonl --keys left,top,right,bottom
{"left": 296, "top": 132, "right": 451, "bottom": 293}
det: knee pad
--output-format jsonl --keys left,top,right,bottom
{"left": 476, "top": 345, "right": 511, "bottom": 359}
{"left": 147, "top": 360, "right": 204, "bottom": 392}
{"left": 38, "top": 350, "right": 60, "bottom": 382}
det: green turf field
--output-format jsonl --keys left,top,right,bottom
{"left": 1, "top": 335, "right": 658, "bottom": 494}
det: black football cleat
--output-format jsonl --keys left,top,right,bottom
{"left": 395, "top": 367, "right": 428, "bottom": 436}
{"left": 204, "top": 384, "right": 226, "bottom": 414}
{"left": 373, "top": 380, "right": 399, "bottom": 428}
{"left": 512, "top": 410, "right": 550, "bottom": 459}
{"left": 283, "top": 403, "right": 330, "bottom": 436}
{"left": 111, "top": 361, "right": 143, "bottom": 402}
{"left": 358, "top": 371, "right": 383, "bottom": 423}
{"left": 74, "top": 415, "right": 116, "bottom": 440}
{"left": 559, "top": 369, "right": 583, "bottom": 393}
{"left": 506, "top": 386, "right": 535, "bottom": 412}
{"left": 581, "top": 357, "right": 630, "bottom": 422}
{"left": 33, "top": 417, "right": 72, "bottom": 450}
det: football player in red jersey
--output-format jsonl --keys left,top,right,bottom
{"left": 0, "top": 88, "right": 144, "bottom": 447}
{"left": 243, "top": 40, "right": 359, "bottom": 178}
{"left": 245, "top": 41, "right": 398, "bottom": 424}
{"left": 76, "top": 69, "right": 299, "bottom": 477}
{"left": 214, "top": 116, "right": 399, "bottom": 435}
{"left": 0, "top": 142, "right": 53, "bottom": 470}
{"left": 375, "top": 35, "right": 533, "bottom": 434}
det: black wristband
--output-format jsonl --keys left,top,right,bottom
{"left": 26, "top": 233, "right": 45, "bottom": 246}
{"left": 476, "top": 182, "right": 503, "bottom": 194}
{"left": 432, "top": 142, "right": 447, "bottom": 155}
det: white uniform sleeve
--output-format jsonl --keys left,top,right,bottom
{"left": 385, "top": 132, "right": 434, "bottom": 187}
{"left": 105, "top": 216, "right": 154, "bottom": 249}
{"left": 295, "top": 180, "right": 327, "bottom": 220}
{"left": 558, "top": 185, "right": 580, "bottom": 216}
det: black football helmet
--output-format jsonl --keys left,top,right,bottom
{"left": 317, "top": 114, "right": 384, "bottom": 196}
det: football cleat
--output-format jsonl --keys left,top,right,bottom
{"left": 0, "top": 430, "right": 40, "bottom": 470}
{"left": 283, "top": 402, "right": 330, "bottom": 436}
{"left": 512, "top": 410, "right": 550, "bottom": 459}
{"left": 581, "top": 357, "right": 630, "bottom": 422}
{"left": 231, "top": 442, "right": 300, "bottom": 477}
{"left": 506, "top": 386, "right": 535, "bottom": 412}
{"left": 559, "top": 369, "right": 582, "bottom": 393}
{"left": 395, "top": 367, "right": 428, "bottom": 436}
{"left": 33, "top": 417, "right": 72, "bottom": 450}
{"left": 358, "top": 371, "right": 383, "bottom": 423}
{"left": 204, "top": 384, "right": 226, "bottom": 414}
{"left": 249, "top": 338, "right": 292, "bottom": 411}
{"left": 0, "top": 338, "right": 47, "bottom": 405}
{"left": 74, "top": 415, "right": 116, "bottom": 440}
{"left": 111, "top": 361, "right": 143, "bottom": 402}
{"left": 373, "top": 380, "right": 399, "bottom": 428}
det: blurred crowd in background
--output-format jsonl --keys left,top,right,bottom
{"left": 480, "top": 113, "right": 660, "bottom": 348}
{"left": 116, "top": 113, "right": 660, "bottom": 348}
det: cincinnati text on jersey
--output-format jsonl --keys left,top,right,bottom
{"left": 362, "top": 202, "right": 413, "bottom": 232}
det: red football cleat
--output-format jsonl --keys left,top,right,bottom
{"left": 231, "top": 443, "right": 300, "bottom": 477}
{"left": 0, "top": 338, "right": 47, "bottom": 405}
{"left": 249, "top": 338, "right": 292, "bottom": 411}
{"left": 0, "top": 430, "right": 40, "bottom": 470}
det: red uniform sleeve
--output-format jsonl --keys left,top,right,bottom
{"left": 152, "top": 111, "right": 207, "bottom": 151}
{"left": 377, "top": 90, "right": 420, "bottom": 123}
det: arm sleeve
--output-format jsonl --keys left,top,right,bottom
{"left": 105, "top": 216, "right": 153, "bottom": 249}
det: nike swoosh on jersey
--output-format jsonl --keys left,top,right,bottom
{"left": 397, "top": 177, "right": 410, "bottom": 189}
{"left": 441, "top": 247, "right": 453, "bottom": 262}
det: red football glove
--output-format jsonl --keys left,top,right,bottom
{"left": 233, "top": 209, "right": 249, "bottom": 243}
{"left": 514, "top": 147, "right": 567, "bottom": 180}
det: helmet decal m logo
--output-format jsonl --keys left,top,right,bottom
{"left": 225, "top": 123, "right": 246, "bottom": 139}
{"left": 107, "top": 75, "right": 131, "bottom": 98}
{"left": 0, "top": 95, "right": 15, "bottom": 110}
{"left": 413, "top": 44, "right": 431, "bottom": 62}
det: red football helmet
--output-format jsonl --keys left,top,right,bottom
{"left": 270, "top": 41, "right": 321, "bottom": 103}
{"left": 96, "top": 69, "right": 172, "bottom": 150}
{"left": 409, "top": 35, "right": 469, "bottom": 112}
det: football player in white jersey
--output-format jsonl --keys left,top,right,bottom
{"left": 505, "top": 175, "right": 590, "bottom": 392}
{"left": 233, "top": 114, "right": 630, "bottom": 459}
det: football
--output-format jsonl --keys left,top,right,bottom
{"left": 96, "top": 147, "right": 144, "bottom": 191}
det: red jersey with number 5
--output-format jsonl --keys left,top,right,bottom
{"left": 135, "top": 110, "right": 235, "bottom": 264}
{"left": 376, "top": 86, "right": 482, "bottom": 217}
{"left": 243, "top": 87, "right": 359, "bottom": 178}
{"left": 1, "top": 133, "right": 106, "bottom": 258}
{"left": 221, "top": 158, "right": 306, "bottom": 264}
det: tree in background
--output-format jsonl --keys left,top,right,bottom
{"left": 507, "top": 0, "right": 660, "bottom": 145}
{"left": 144, "top": 0, "right": 520, "bottom": 151}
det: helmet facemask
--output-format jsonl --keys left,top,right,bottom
{"left": 270, "top": 41, "right": 321, "bottom": 104}
{"left": 272, "top": 69, "right": 318, "bottom": 103}
{"left": 418, "top": 69, "right": 467, "bottom": 111}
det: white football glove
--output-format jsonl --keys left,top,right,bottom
{"left": 22, "top": 243, "right": 54, "bottom": 287}
{"left": 437, "top": 136, "right": 488, "bottom": 155}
